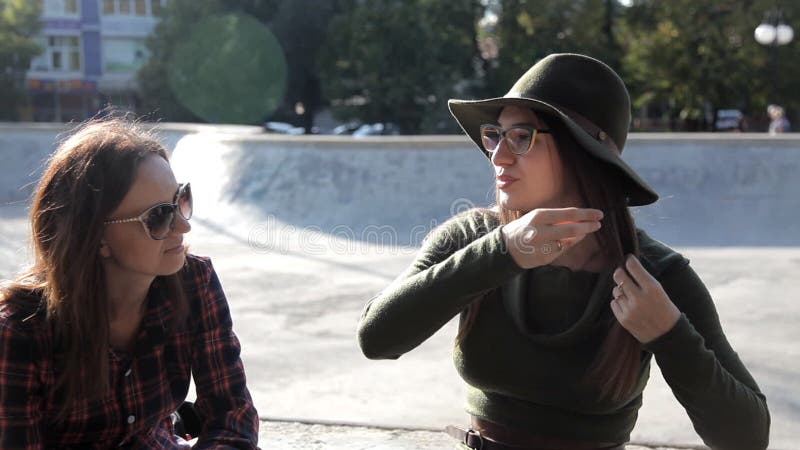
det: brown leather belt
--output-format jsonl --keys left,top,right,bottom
{"left": 445, "top": 416, "right": 625, "bottom": 450}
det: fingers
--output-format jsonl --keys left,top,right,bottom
{"left": 520, "top": 229, "right": 587, "bottom": 252}
{"left": 526, "top": 207, "right": 604, "bottom": 225}
{"left": 610, "top": 296, "right": 625, "bottom": 319}
{"left": 624, "top": 254, "right": 656, "bottom": 290}
{"left": 612, "top": 264, "right": 641, "bottom": 296}
{"left": 514, "top": 207, "right": 604, "bottom": 248}
{"left": 610, "top": 256, "right": 679, "bottom": 343}
{"left": 610, "top": 278, "right": 632, "bottom": 324}
{"left": 507, "top": 207, "right": 605, "bottom": 268}
{"left": 523, "top": 220, "right": 601, "bottom": 243}
{"left": 544, "top": 221, "right": 602, "bottom": 241}
{"left": 558, "top": 233, "right": 587, "bottom": 249}
{"left": 611, "top": 283, "right": 623, "bottom": 299}
{"left": 524, "top": 209, "right": 604, "bottom": 243}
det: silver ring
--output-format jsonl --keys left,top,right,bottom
{"left": 542, "top": 240, "right": 562, "bottom": 255}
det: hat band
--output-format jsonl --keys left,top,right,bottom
{"left": 552, "top": 103, "right": 621, "bottom": 155}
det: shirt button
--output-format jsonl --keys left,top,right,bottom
{"left": 124, "top": 368, "right": 132, "bottom": 377}
{"left": 118, "top": 440, "right": 126, "bottom": 446}
{"left": 127, "top": 415, "right": 136, "bottom": 424}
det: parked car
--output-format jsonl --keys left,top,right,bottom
{"left": 352, "top": 122, "right": 400, "bottom": 136}
{"left": 332, "top": 121, "right": 363, "bottom": 135}
{"left": 263, "top": 121, "right": 305, "bottom": 134}
{"left": 714, "top": 109, "right": 744, "bottom": 131}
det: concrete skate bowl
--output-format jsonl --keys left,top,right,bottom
{"left": 168, "top": 133, "right": 497, "bottom": 248}
{"left": 0, "top": 123, "right": 258, "bottom": 215}
{"left": 168, "top": 132, "right": 800, "bottom": 247}
{"left": 2, "top": 124, "right": 799, "bottom": 247}
{"left": 0, "top": 124, "right": 71, "bottom": 214}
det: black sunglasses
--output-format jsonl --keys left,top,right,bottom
{"left": 479, "top": 124, "right": 550, "bottom": 155}
{"left": 104, "top": 183, "right": 193, "bottom": 240}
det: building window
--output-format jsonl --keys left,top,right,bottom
{"left": 101, "top": 0, "right": 166, "bottom": 16}
{"left": 37, "top": 0, "right": 79, "bottom": 16}
{"left": 135, "top": 0, "right": 147, "bottom": 16}
{"left": 30, "top": 35, "right": 82, "bottom": 73}
{"left": 103, "top": 38, "right": 148, "bottom": 73}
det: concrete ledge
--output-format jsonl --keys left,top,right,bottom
{"left": 2, "top": 121, "right": 800, "bottom": 144}
{"left": 258, "top": 419, "right": 695, "bottom": 450}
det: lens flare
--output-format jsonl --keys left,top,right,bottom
{"left": 168, "top": 13, "right": 288, "bottom": 124}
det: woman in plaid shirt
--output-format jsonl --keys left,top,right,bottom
{"left": 0, "top": 119, "right": 259, "bottom": 448}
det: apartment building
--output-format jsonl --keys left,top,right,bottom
{"left": 24, "top": 0, "right": 166, "bottom": 121}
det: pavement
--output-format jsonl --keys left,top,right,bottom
{"left": 257, "top": 420, "right": 690, "bottom": 449}
{"left": 1, "top": 124, "right": 798, "bottom": 449}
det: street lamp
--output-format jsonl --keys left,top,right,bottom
{"left": 754, "top": 9, "right": 794, "bottom": 103}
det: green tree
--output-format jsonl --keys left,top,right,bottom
{"left": 139, "top": 0, "right": 338, "bottom": 126}
{"left": 0, "top": 0, "right": 41, "bottom": 121}
{"left": 138, "top": 0, "right": 230, "bottom": 122}
{"left": 620, "top": 0, "right": 800, "bottom": 130}
{"left": 489, "top": 0, "right": 624, "bottom": 94}
{"left": 319, "top": 0, "right": 484, "bottom": 134}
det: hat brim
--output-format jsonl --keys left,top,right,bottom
{"left": 448, "top": 97, "right": 658, "bottom": 207}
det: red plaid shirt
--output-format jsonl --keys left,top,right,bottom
{"left": 0, "top": 255, "right": 259, "bottom": 449}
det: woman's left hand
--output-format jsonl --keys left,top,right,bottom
{"left": 611, "top": 254, "right": 682, "bottom": 344}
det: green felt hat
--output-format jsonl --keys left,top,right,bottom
{"left": 448, "top": 53, "right": 658, "bottom": 206}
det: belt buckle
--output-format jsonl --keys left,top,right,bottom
{"left": 465, "top": 428, "right": 484, "bottom": 450}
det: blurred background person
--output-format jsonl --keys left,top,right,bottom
{"left": 768, "top": 104, "right": 791, "bottom": 134}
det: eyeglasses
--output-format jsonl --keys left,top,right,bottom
{"left": 104, "top": 183, "right": 193, "bottom": 240}
{"left": 479, "top": 124, "right": 550, "bottom": 156}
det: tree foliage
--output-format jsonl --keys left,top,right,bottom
{"left": 139, "top": 0, "right": 334, "bottom": 126}
{"left": 491, "top": 0, "right": 622, "bottom": 92}
{"left": 139, "top": 0, "right": 800, "bottom": 131}
{"left": 319, "top": 0, "right": 484, "bottom": 133}
{"left": 0, "top": 0, "right": 41, "bottom": 120}
{"left": 138, "top": 0, "right": 230, "bottom": 122}
{"left": 620, "top": 0, "right": 800, "bottom": 129}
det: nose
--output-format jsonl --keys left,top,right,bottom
{"left": 490, "top": 137, "right": 515, "bottom": 167}
{"left": 173, "top": 213, "right": 191, "bottom": 234}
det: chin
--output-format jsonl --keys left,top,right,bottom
{"left": 498, "top": 192, "right": 537, "bottom": 213}
{"left": 159, "top": 251, "right": 187, "bottom": 275}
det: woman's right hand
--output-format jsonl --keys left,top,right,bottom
{"left": 500, "top": 207, "right": 604, "bottom": 269}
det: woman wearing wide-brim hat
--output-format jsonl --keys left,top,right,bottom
{"left": 358, "top": 53, "right": 769, "bottom": 449}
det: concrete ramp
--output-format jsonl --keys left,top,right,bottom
{"left": 167, "top": 132, "right": 800, "bottom": 248}
{"left": 169, "top": 134, "right": 496, "bottom": 248}
{"left": 3, "top": 124, "right": 799, "bottom": 247}
{"left": 624, "top": 135, "right": 800, "bottom": 246}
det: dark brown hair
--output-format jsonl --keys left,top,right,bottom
{"left": 0, "top": 117, "right": 188, "bottom": 421}
{"left": 456, "top": 114, "right": 641, "bottom": 403}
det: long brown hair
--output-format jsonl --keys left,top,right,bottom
{"left": 456, "top": 114, "right": 642, "bottom": 403}
{"left": 0, "top": 117, "right": 188, "bottom": 421}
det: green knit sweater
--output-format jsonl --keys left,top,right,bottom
{"left": 358, "top": 210, "right": 769, "bottom": 449}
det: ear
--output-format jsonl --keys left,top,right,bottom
{"left": 99, "top": 240, "right": 111, "bottom": 259}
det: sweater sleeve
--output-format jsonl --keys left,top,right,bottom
{"left": 357, "top": 211, "right": 524, "bottom": 360}
{"left": 642, "top": 261, "right": 770, "bottom": 450}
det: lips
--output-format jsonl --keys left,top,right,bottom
{"left": 496, "top": 174, "right": 518, "bottom": 189}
